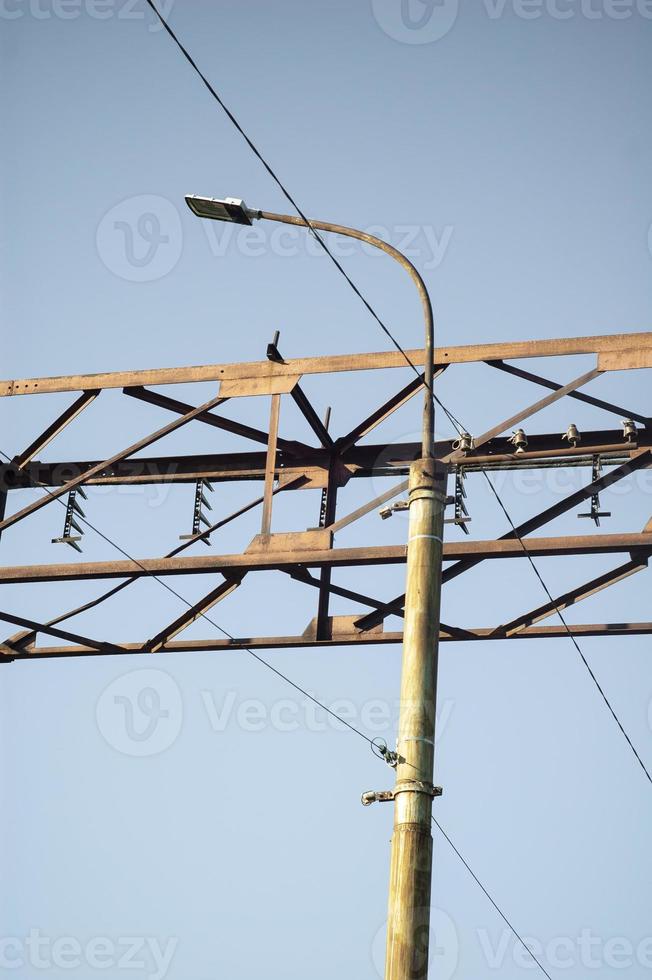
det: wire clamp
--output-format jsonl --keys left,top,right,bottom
{"left": 371, "top": 738, "right": 400, "bottom": 768}
{"left": 361, "top": 783, "right": 443, "bottom": 806}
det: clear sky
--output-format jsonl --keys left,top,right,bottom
{"left": 2, "top": 2, "right": 652, "bottom": 978}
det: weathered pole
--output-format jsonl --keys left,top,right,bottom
{"left": 384, "top": 456, "right": 445, "bottom": 980}
{"left": 184, "top": 196, "right": 445, "bottom": 979}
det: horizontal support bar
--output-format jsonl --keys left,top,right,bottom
{"left": 3, "top": 531, "right": 652, "bottom": 584}
{"left": 2, "top": 332, "right": 650, "bottom": 397}
{"left": 3, "top": 429, "right": 648, "bottom": 489}
{"left": 7, "top": 621, "right": 652, "bottom": 660}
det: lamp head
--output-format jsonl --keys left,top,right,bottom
{"left": 185, "top": 195, "right": 258, "bottom": 225}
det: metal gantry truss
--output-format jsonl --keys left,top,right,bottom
{"left": 1, "top": 330, "right": 651, "bottom": 660}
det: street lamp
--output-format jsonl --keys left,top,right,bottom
{"left": 185, "top": 195, "right": 435, "bottom": 458}
{"left": 186, "top": 193, "right": 445, "bottom": 980}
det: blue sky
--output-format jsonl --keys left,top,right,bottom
{"left": 1, "top": 2, "right": 652, "bottom": 978}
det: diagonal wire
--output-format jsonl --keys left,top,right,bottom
{"left": 0, "top": 447, "right": 374, "bottom": 747}
{"left": 142, "top": 0, "right": 423, "bottom": 379}
{"left": 431, "top": 398, "right": 652, "bottom": 786}
{"left": 4, "top": 443, "right": 556, "bottom": 980}
{"left": 433, "top": 818, "right": 554, "bottom": 980}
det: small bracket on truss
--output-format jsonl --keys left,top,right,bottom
{"left": 361, "top": 782, "right": 443, "bottom": 806}
{"left": 379, "top": 499, "right": 409, "bottom": 520}
{"left": 578, "top": 456, "right": 611, "bottom": 527}
{"left": 51, "top": 487, "right": 87, "bottom": 553}
{"left": 179, "top": 479, "right": 214, "bottom": 545}
{"left": 450, "top": 466, "right": 471, "bottom": 533}
{"left": 266, "top": 329, "right": 284, "bottom": 364}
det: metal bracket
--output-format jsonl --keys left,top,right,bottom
{"left": 52, "top": 487, "right": 87, "bottom": 553}
{"left": 453, "top": 466, "right": 471, "bottom": 534}
{"left": 578, "top": 456, "right": 611, "bottom": 527}
{"left": 361, "top": 782, "right": 443, "bottom": 806}
{"left": 180, "top": 479, "right": 214, "bottom": 545}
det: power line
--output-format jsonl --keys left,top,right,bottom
{"left": 4, "top": 454, "right": 558, "bottom": 980}
{"left": 431, "top": 401, "right": 652, "bottom": 787}
{"left": 141, "top": 0, "right": 424, "bottom": 381}
{"left": 433, "top": 818, "right": 554, "bottom": 980}
{"left": 482, "top": 469, "right": 652, "bottom": 786}
{"left": 141, "top": 3, "right": 650, "bottom": 785}
{"left": 0, "top": 447, "right": 375, "bottom": 748}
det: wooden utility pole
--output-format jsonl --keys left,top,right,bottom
{"left": 384, "top": 457, "right": 446, "bottom": 980}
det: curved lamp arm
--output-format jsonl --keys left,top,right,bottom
{"left": 258, "top": 210, "right": 435, "bottom": 459}
{"left": 184, "top": 195, "right": 435, "bottom": 457}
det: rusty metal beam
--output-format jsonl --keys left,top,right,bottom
{"left": 145, "top": 575, "right": 243, "bottom": 652}
{"left": 261, "top": 395, "right": 281, "bottom": 535}
{"left": 355, "top": 449, "right": 652, "bottom": 630}
{"left": 448, "top": 367, "right": 602, "bottom": 461}
{"left": 334, "top": 373, "right": 432, "bottom": 454}
{"left": 1, "top": 477, "right": 307, "bottom": 650}
{"left": 12, "top": 390, "right": 100, "bottom": 469}
{"left": 5, "top": 429, "right": 650, "bottom": 490}
{"left": 0, "top": 389, "right": 228, "bottom": 534}
{"left": 290, "top": 386, "right": 334, "bottom": 450}
{"left": 9, "top": 621, "right": 652, "bottom": 660}
{"left": 0, "top": 611, "right": 127, "bottom": 656}
{"left": 486, "top": 360, "right": 649, "bottom": 426}
{"left": 2, "top": 332, "right": 651, "bottom": 397}
{"left": 123, "top": 385, "right": 312, "bottom": 457}
{"left": 498, "top": 558, "right": 649, "bottom": 636}
{"left": 328, "top": 479, "right": 409, "bottom": 533}
{"left": 3, "top": 531, "right": 652, "bottom": 584}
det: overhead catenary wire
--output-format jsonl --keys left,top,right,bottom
{"left": 143, "top": 0, "right": 651, "bottom": 787}
{"left": 0, "top": 451, "right": 556, "bottom": 980}
{"left": 431, "top": 399, "right": 652, "bottom": 787}
{"left": 0, "top": 447, "right": 375, "bottom": 748}
{"left": 433, "top": 818, "right": 554, "bottom": 980}
{"left": 3, "top": 6, "right": 644, "bottom": 973}
{"left": 141, "top": 0, "right": 423, "bottom": 381}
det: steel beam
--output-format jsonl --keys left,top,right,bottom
{"left": 486, "top": 360, "right": 649, "bottom": 426}
{"left": 8, "top": 621, "right": 652, "bottom": 660}
{"left": 145, "top": 576, "right": 243, "bottom": 652}
{"left": 0, "top": 611, "right": 127, "bottom": 656}
{"left": 497, "top": 558, "right": 649, "bottom": 636}
{"left": 12, "top": 390, "right": 100, "bottom": 469}
{"left": 124, "top": 385, "right": 312, "bottom": 457}
{"left": 448, "top": 367, "right": 602, "bottom": 461}
{"left": 355, "top": 449, "right": 652, "bottom": 630}
{"left": 0, "top": 390, "right": 228, "bottom": 533}
{"left": 2, "top": 331, "right": 650, "bottom": 396}
{"left": 3, "top": 532, "right": 652, "bottom": 584}
{"left": 4, "top": 429, "right": 650, "bottom": 490}
{"left": 334, "top": 373, "right": 433, "bottom": 454}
